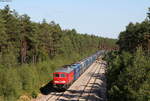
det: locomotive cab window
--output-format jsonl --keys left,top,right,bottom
{"left": 54, "top": 74, "right": 59, "bottom": 77}
{"left": 61, "top": 74, "right": 66, "bottom": 77}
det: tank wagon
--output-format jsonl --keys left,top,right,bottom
{"left": 53, "top": 51, "right": 103, "bottom": 90}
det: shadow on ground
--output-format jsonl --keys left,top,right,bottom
{"left": 40, "top": 80, "right": 65, "bottom": 95}
{"left": 40, "top": 81, "right": 55, "bottom": 95}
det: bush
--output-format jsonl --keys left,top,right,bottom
{"left": 31, "top": 91, "right": 37, "bottom": 98}
{"left": 0, "top": 68, "right": 22, "bottom": 101}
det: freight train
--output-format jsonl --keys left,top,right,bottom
{"left": 52, "top": 51, "right": 103, "bottom": 90}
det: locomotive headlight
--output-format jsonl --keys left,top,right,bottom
{"left": 60, "top": 81, "right": 66, "bottom": 83}
{"left": 54, "top": 81, "right": 66, "bottom": 83}
{"left": 54, "top": 81, "right": 59, "bottom": 83}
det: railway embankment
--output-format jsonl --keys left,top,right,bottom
{"left": 33, "top": 58, "right": 107, "bottom": 101}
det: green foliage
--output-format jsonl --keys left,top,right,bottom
{"left": 117, "top": 21, "right": 150, "bottom": 53}
{"left": 0, "top": 5, "right": 116, "bottom": 65}
{"left": 106, "top": 49, "right": 150, "bottom": 101}
{"left": 31, "top": 91, "right": 37, "bottom": 98}
{"left": 0, "top": 68, "right": 22, "bottom": 101}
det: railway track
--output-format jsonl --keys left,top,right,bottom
{"left": 46, "top": 63, "right": 97, "bottom": 101}
{"left": 57, "top": 63, "right": 98, "bottom": 101}
{"left": 78, "top": 61, "right": 102, "bottom": 101}
{"left": 34, "top": 59, "right": 106, "bottom": 101}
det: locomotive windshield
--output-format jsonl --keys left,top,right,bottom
{"left": 54, "top": 74, "right": 59, "bottom": 77}
{"left": 54, "top": 73, "right": 66, "bottom": 77}
{"left": 61, "top": 74, "right": 66, "bottom": 77}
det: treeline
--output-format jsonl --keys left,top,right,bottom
{"left": 0, "top": 5, "right": 116, "bottom": 101}
{"left": 0, "top": 5, "right": 116, "bottom": 67}
{"left": 105, "top": 9, "right": 150, "bottom": 101}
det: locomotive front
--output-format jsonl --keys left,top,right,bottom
{"left": 53, "top": 66, "right": 74, "bottom": 90}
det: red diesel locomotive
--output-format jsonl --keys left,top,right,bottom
{"left": 53, "top": 65, "right": 74, "bottom": 89}
{"left": 52, "top": 51, "right": 103, "bottom": 90}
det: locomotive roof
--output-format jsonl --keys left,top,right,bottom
{"left": 55, "top": 66, "right": 74, "bottom": 73}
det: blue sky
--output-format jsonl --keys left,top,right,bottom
{"left": 0, "top": 0, "right": 150, "bottom": 38}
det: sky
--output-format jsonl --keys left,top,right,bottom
{"left": 0, "top": 0, "right": 150, "bottom": 39}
